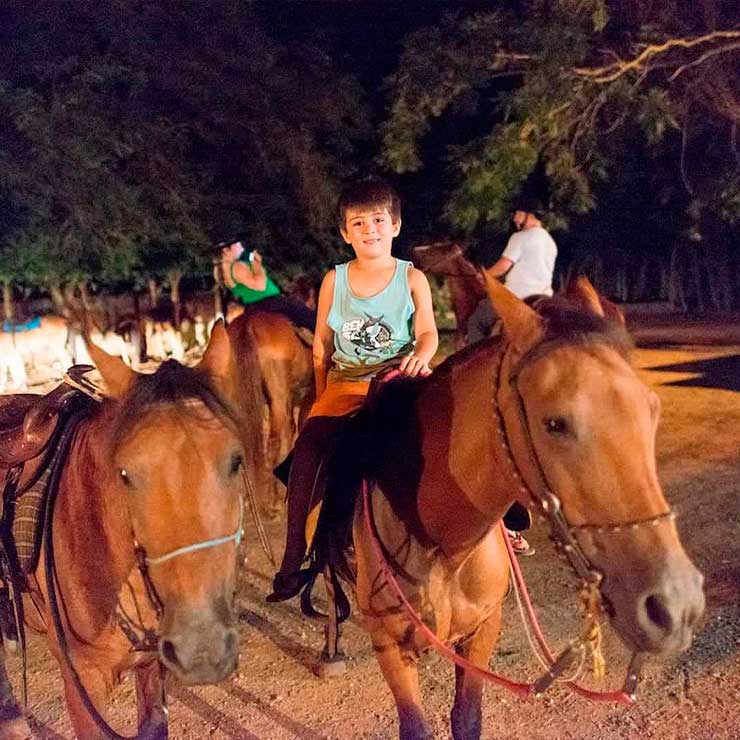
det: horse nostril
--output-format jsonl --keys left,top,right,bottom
{"left": 225, "top": 630, "right": 238, "bottom": 657}
{"left": 644, "top": 594, "right": 674, "bottom": 634}
{"left": 160, "top": 639, "right": 182, "bottom": 671}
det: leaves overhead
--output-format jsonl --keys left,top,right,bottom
{"left": 381, "top": 0, "right": 740, "bottom": 232}
{"left": 0, "top": 0, "right": 369, "bottom": 287}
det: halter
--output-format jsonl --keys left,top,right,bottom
{"left": 132, "top": 495, "right": 245, "bottom": 620}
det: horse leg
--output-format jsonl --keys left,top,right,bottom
{"left": 314, "top": 566, "right": 346, "bottom": 678}
{"left": 450, "top": 608, "right": 502, "bottom": 740}
{"left": 135, "top": 659, "right": 168, "bottom": 739}
{"left": 60, "top": 662, "right": 112, "bottom": 740}
{"left": 0, "top": 646, "right": 31, "bottom": 740}
{"left": 371, "top": 633, "right": 432, "bottom": 740}
{"left": 262, "top": 358, "right": 292, "bottom": 518}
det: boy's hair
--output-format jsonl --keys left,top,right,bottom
{"left": 335, "top": 178, "right": 401, "bottom": 229}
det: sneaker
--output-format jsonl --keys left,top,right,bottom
{"left": 506, "top": 529, "right": 535, "bottom": 557}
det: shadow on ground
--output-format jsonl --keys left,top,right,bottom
{"left": 643, "top": 354, "right": 740, "bottom": 392}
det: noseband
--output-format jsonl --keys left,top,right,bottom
{"left": 132, "top": 495, "right": 245, "bottom": 619}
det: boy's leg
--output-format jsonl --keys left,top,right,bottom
{"left": 268, "top": 415, "right": 346, "bottom": 601}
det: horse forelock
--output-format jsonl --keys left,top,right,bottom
{"left": 109, "top": 359, "right": 240, "bottom": 450}
{"left": 533, "top": 297, "right": 633, "bottom": 360}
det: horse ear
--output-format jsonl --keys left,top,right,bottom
{"left": 566, "top": 276, "right": 626, "bottom": 326}
{"left": 566, "top": 276, "right": 605, "bottom": 317}
{"left": 86, "top": 337, "right": 135, "bottom": 399}
{"left": 198, "top": 319, "right": 232, "bottom": 383}
{"left": 482, "top": 271, "right": 544, "bottom": 353}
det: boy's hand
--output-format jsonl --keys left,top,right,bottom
{"left": 399, "top": 352, "right": 432, "bottom": 378}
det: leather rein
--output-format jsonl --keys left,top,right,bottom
{"left": 363, "top": 335, "right": 676, "bottom": 703}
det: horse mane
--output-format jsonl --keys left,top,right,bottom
{"left": 110, "top": 359, "right": 240, "bottom": 450}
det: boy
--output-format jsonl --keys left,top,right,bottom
{"left": 267, "top": 177, "right": 438, "bottom": 601}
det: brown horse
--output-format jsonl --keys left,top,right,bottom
{"left": 0, "top": 322, "right": 262, "bottom": 739}
{"left": 412, "top": 242, "right": 486, "bottom": 349}
{"left": 226, "top": 311, "right": 314, "bottom": 517}
{"left": 345, "top": 276, "right": 704, "bottom": 739}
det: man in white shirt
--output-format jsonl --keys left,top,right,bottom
{"left": 466, "top": 199, "right": 557, "bottom": 557}
{"left": 467, "top": 200, "right": 557, "bottom": 344}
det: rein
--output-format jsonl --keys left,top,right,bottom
{"left": 361, "top": 335, "right": 674, "bottom": 705}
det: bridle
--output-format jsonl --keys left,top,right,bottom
{"left": 491, "top": 332, "right": 675, "bottom": 694}
{"left": 497, "top": 333, "right": 675, "bottom": 586}
{"left": 131, "top": 492, "right": 244, "bottom": 621}
{"left": 363, "top": 332, "right": 677, "bottom": 703}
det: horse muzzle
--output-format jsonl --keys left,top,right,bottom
{"left": 580, "top": 530, "right": 705, "bottom": 656}
{"left": 158, "top": 610, "right": 239, "bottom": 685}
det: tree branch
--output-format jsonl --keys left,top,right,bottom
{"left": 575, "top": 30, "right": 740, "bottom": 84}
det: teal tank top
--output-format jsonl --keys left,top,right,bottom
{"left": 327, "top": 259, "right": 415, "bottom": 381}
{"left": 229, "top": 260, "right": 281, "bottom": 304}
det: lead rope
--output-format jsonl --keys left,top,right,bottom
{"left": 363, "top": 481, "right": 634, "bottom": 703}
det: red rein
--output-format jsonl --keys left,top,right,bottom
{"left": 362, "top": 481, "right": 634, "bottom": 705}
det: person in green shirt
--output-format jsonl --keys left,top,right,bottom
{"left": 217, "top": 240, "right": 316, "bottom": 330}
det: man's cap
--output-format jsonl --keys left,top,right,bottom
{"left": 511, "top": 195, "right": 544, "bottom": 216}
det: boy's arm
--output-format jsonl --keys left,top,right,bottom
{"left": 400, "top": 267, "right": 439, "bottom": 377}
{"left": 312, "top": 270, "right": 336, "bottom": 398}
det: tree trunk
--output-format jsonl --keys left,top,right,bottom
{"left": 133, "top": 291, "right": 147, "bottom": 364}
{"left": 49, "top": 283, "right": 71, "bottom": 318}
{"left": 2, "top": 280, "right": 14, "bottom": 323}
{"left": 147, "top": 278, "right": 160, "bottom": 309}
{"left": 668, "top": 245, "right": 687, "bottom": 311}
{"left": 691, "top": 248, "right": 704, "bottom": 312}
{"left": 168, "top": 269, "right": 182, "bottom": 329}
{"left": 78, "top": 280, "right": 93, "bottom": 311}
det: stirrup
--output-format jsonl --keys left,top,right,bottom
{"left": 266, "top": 569, "right": 312, "bottom": 603}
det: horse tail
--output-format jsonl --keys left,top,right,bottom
{"left": 226, "top": 314, "right": 265, "bottom": 478}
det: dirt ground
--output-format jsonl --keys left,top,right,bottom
{"left": 3, "top": 317, "right": 740, "bottom": 739}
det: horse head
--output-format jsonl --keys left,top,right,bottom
{"left": 87, "top": 321, "right": 244, "bottom": 684}
{"left": 485, "top": 273, "right": 704, "bottom": 656}
{"left": 411, "top": 242, "right": 464, "bottom": 273}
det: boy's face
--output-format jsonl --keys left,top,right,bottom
{"left": 340, "top": 206, "right": 400, "bottom": 260}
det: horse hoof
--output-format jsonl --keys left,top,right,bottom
{"left": 313, "top": 656, "right": 347, "bottom": 678}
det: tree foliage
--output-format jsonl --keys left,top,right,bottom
{"left": 0, "top": 0, "right": 369, "bottom": 295}
{"left": 382, "top": 0, "right": 740, "bottom": 232}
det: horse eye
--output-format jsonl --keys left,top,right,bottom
{"left": 544, "top": 417, "right": 568, "bottom": 435}
{"left": 119, "top": 469, "right": 132, "bottom": 487}
{"left": 229, "top": 453, "right": 243, "bottom": 477}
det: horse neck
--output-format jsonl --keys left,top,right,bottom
{"left": 413, "top": 342, "right": 520, "bottom": 556}
{"left": 50, "top": 407, "right": 136, "bottom": 629}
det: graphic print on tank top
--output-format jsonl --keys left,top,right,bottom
{"left": 340, "top": 315, "right": 394, "bottom": 355}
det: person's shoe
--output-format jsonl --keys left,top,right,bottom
{"left": 266, "top": 570, "right": 310, "bottom": 603}
{"left": 506, "top": 529, "right": 535, "bottom": 557}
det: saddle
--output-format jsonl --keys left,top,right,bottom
{"left": 0, "top": 382, "right": 86, "bottom": 467}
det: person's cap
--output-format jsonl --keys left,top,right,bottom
{"left": 511, "top": 196, "right": 544, "bottom": 216}
{"left": 213, "top": 237, "right": 244, "bottom": 255}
